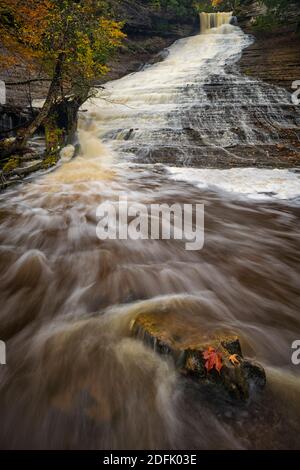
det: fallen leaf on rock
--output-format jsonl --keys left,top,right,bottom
{"left": 203, "top": 347, "right": 223, "bottom": 374}
{"left": 229, "top": 354, "right": 240, "bottom": 366}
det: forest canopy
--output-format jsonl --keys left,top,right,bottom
{"left": 0, "top": 0, "right": 125, "bottom": 158}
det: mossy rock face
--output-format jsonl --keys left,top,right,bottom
{"left": 131, "top": 311, "right": 266, "bottom": 401}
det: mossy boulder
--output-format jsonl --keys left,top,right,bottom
{"left": 131, "top": 311, "right": 266, "bottom": 401}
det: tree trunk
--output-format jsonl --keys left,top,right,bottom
{"left": 51, "top": 94, "right": 88, "bottom": 143}
{"left": 43, "top": 91, "right": 89, "bottom": 157}
{"left": 0, "top": 53, "right": 65, "bottom": 159}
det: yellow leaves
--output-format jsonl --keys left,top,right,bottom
{"left": 211, "top": 0, "right": 224, "bottom": 8}
{"left": 0, "top": 1, "right": 126, "bottom": 80}
{"left": 96, "top": 64, "right": 109, "bottom": 76}
{"left": 0, "top": 0, "right": 57, "bottom": 68}
{"left": 98, "top": 18, "right": 126, "bottom": 48}
{"left": 229, "top": 354, "right": 240, "bottom": 366}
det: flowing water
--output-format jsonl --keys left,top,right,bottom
{"left": 0, "top": 15, "right": 300, "bottom": 450}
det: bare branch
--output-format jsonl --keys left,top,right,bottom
{"left": 5, "top": 78, "right": 51, "bottom": 86}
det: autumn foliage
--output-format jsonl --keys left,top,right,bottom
{"left": 0, "top": 0, "right": 125, "bottom": 79}
{"left": 0, "top": 0, "right": 125, "bottom": 157}
{"left": 203, "top": 346, "right": 241, "bottom": 374}
{"left": 0, "top": 0, "right": 51, "bottom": 68}
{"left": 211, "top": 0, "right": 224, "bottom": 7}
{"left": 203, "top": 347, "right": 223, "bottom": 373}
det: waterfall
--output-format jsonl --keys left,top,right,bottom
{"left": 80, "top": 21, "right": 298, "bottom": 169}
{"left": 199, "top": 12, "right": 233, "bottom": 33}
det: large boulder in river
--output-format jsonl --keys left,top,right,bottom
{"left": 130, "top": 311, "right": 266, "bottom": 401}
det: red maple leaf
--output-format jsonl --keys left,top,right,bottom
{"left": 203, "top": 347, "right": 223, "bottom": 374}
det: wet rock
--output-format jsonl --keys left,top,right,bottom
{"left": 239, "top": 32, "right": 300, "bottom": 91}
{"left": 238, "top": 0, "right": 300, "bottom": 91}
{"left": 131, "top": 311, "right": 266, "bottom": 400}
{"left": 22, "top": 152, "right": 40, "bottom": 161}
{"left": 60, "top": 144, "right": 75, "bottom": 162}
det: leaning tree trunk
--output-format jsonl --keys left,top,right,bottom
{"left": 43, "top": 90, "right": 89, "bottom": 161}
{"left": 0, "top": 53, "right": 65, "bottom": 160}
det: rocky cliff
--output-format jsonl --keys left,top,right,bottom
{"left": 238, "top": 0, "right": 300, "bottom": 90}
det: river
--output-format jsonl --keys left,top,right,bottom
{"left": 0, "top": 14, "right": 300, "bottom": 449}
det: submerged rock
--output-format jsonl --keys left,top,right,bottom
{"left": 60, "top": 144, "right": 75, "bottom": 163}
{"left": 131, "top": 311, "right": 266, "bottom": 400}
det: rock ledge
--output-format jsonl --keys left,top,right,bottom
{"left": 131, "top": 311, "right": 266, "bottom": 400}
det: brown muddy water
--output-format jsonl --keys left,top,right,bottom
{"left": 0, "top": 160, "right": 300, "bottom": 449}
{"left": 0, "top": 18, "right": 300, "bottom": 450}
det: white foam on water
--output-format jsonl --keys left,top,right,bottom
{"left": 167, "top": 167, "right": 300, "bottom": 201}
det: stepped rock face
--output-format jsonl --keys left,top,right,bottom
{"left": 238, "top": 1, "right": 300, "bottom": 90}
{"left": 131, "top": 311, "right": 266, "bottom": 401}
{"left": 239, "top": 32, "right": 300, "bottom": 91}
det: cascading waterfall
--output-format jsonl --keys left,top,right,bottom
{"left": 0, "top": 15, "right": 300, "bottom": 450}
{"left": 81, "top": 16, "right": 299, "bottom": 168}
{"left": 199, "top": 11, "right": 233, "bottom": 33}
